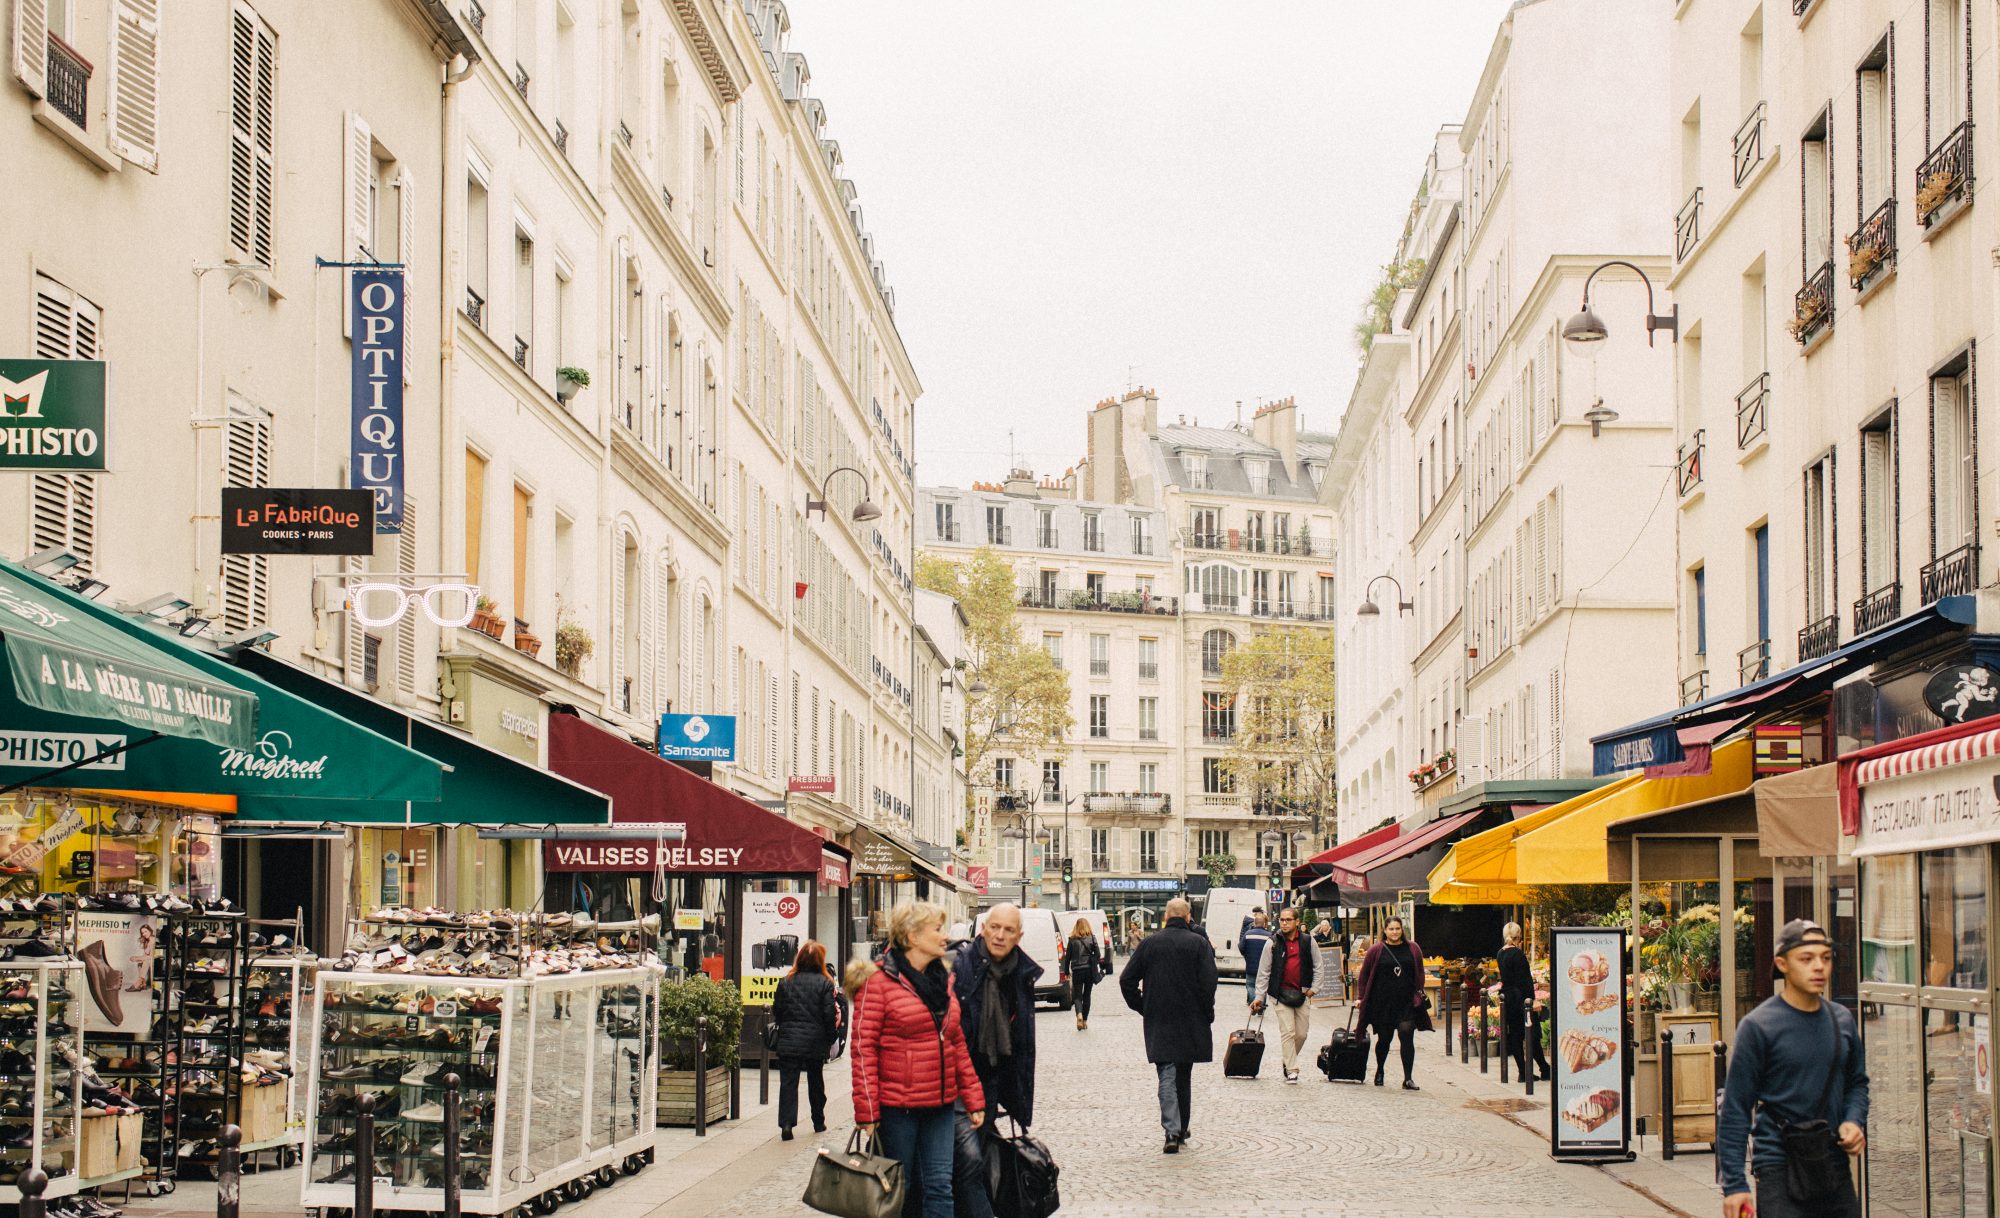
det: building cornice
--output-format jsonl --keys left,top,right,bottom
{"left": 609, "top": 426, "right": 731, "bottom": 551}
{"left": 671, "top": 0, "right": 746, "bottom": 105}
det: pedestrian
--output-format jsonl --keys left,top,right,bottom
{"left": 851, "top": 900, "right": 986, "bottom": 1218}
{"left": 1238, "top": 908, "right": 1272, "bottom": 1008}
{"left": 1495, "top": 923, "right": 1548, "bottom": 1081}
{"left": 1064, "top": 916, "right": 1104, "bottom": 1030}
{"left": 1311, "top": 916, "right": 1335, "bottom": 950}
{"left": 771, "top": 938, "right": 841, "bottom": 1140}
{"left": 948, "top": 904, "right": 1041, "bottom": 1218}
{"left": 1119, "top": 896, "right": 1217, "bottom": 1154}
{"left": 1718, "top": 919, "right": 1868, "bottom": 1218}
{"left": 1353, "top": 915, "right": 1431, "bottom": 1090}
{"left": 1249, "top": 907, "right": 1317, "bottom": 1083}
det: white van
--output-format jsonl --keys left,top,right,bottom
{"left": 974, "top": 906, "right": 1071, "bottom": 1008}
{"left": 1197, "top": 888, "right": 1269, "bottom": 979}
{"left": 1067, "top": 909, "right": 1115, "bottom": 966}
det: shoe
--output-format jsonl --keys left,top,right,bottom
{"left": 780, "top": 1127, "right": 794, "bottom": 1141}
{"left": 1076, "top": 1015, "right": 1084, "bottom": 1030}
{"left": 1162, "top": 1134, "right": 1180, "bottom": 1154}
{"left": 1373, "top": 1069, "right": 1385, "bottom": 1087}
{"left": 1402, "top": 1079, "right": 1420, "bottom": 1091}
{"left": 78, "top": 941, "right": 125, "bottom": 1025}
{"left": 402, "top": 1102, "right": 446, "bottom": 1123}
{"left": 1283, "top": 1070, "right": 1299, "bottom": 1084}
{"left": 813, "top": 1121, "right": 827, "bottom": 1134}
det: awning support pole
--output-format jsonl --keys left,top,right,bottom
{"left": 0, "top": 731, "right": 164, "bottom": 795}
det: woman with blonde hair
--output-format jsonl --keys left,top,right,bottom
{"left": 1497, "top": 921, "right": 1548, "bottom": 1081}
{"left": 770, "top": 939, "right": 840, "bottom": 1140}
{"left": 851, "top": 901, "right": 985, "bottom": 1218}
{"left": 1065, "top": 916, "right": 1105, "bottom": 1030}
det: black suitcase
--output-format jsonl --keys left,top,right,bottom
{"left": 1223, "top": 1015, "right": 1265, "bottom": 1079}
{"left": 1319, "top": 1012, "right": 1370, "bottom": 1083}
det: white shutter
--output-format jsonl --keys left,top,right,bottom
{"left": 398, "top": 168, "right": 416, "bottom": 382}
{"left": 1532, "top": 500, "right": 1549, "bottom": 619}
{"left": 1459, "top": 716, "right": 1485, "bottom": 778}
{"left": 341, "top": 111, "right": 372, "bottom": 336}
{"left": 29, "top": 278, "right": 98, "bottom": 572}
{"left": 767, "top": 673, "right": 780, "bottom": 778}
{"left": 1536, "top": 332, "right": 1556, "bottom": 438}
{"left": 1548, "top": 489, "right": 1563, "bottom": 606}
{"left": 637, "top": 557, "right": 653, "bottom": 717}
{"left": 344, "top": 554, "right": 368, "bottom": 682}
{"left": 654, "top": 558, "right": 674, "bottom": 714}
{"left": 610, "top": 538, "right": 627, "bottom": 698}
{"left": 396, "top": 498, "right": 418, "bottom": 694}
{"left": 12, "top": 0, "right": 46, "bottom": 97}
{"left": 680, "top": 585, "right": 695, "bottom": 710}
{"left": 220, "top": 413, "right": 273, "bottom": 633}
{"left": 227, "top": 7, "right": 275, "bottom": 265}
{"left": 1548, "top": 667, "right": 1565, "bottom": 776}
{"left": 106, "top": 0, "right": 161, "bottom": 171}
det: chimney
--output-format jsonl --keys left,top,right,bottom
{"left": 1253, "top": 396, "right": 1300, "bottom": 482}
{"left": 1003, "top": 467, "right": 1039, "bottom": 498}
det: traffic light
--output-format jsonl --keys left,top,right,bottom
{"left": 1061, "top": 857, "right": 1074, "bottom": 884}
{"left": 1268, "top": 859, "right": 1282, "bottom": 885}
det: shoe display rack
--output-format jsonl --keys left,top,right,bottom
{"left": 165, "top": 911, "right": 247, "bottom": 1179}
{"left": 242, "top": 939, "right": 316, "bottom": 1164}
{"left": 301, "top": 966, "right": 661, "bottom": 1216}
{"left": 0, "top": 960, "right": 85, "bottom": 1203}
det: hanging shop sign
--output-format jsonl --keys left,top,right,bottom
{"left": 1549, "top": 926, "right": 1634, "bottom": 1162}
{"left": 658, "top": 713, "right": 737, "bottom": 762}
{"left": 0, "top": 358, "right": 107, "bottom": 471}
{"left": 1854, "top": 750, "right": 2000, "bottom": 857}
{"left": 1752, "top": 722, "right": 1807, "bottom": 775}
{"left": 819, "top": 850, "right": 850, "bottom": 888}
{"left": 967, "top": 865, "right": 989, "bottom": 894}
{"left": 1593, "top": 725, "right": 1683, "bottom": 775}
{"left": 739, "top": 891, "right": 811, "bottom": 1006}
{"left": 788, "top": 775, "right": 836, "bottom": 793}
{"left": 848, "top": 825, "right": 917, "bottom": 880}
{"left": 0, "top": 730, "right": 129, "bottom": 772}
{"left": 349, "top": 268, "right": 405, "bottom": 533}
{"left": 1925, "top": 664, "right": 2000, "bottom": 726}
{"left": 221, "top": 488, "right": 374, "bottom": 555}
{"left": 1096, "top": 878, "right": 1180, "bottom": 893}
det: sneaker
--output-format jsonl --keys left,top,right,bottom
{"left": 402, "top": 1102, "right": 445, "bottom": 1123}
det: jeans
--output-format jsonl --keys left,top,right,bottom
{"left": 951, "top": 1101, "right": 995, "bottom": 1218}
{"left": 1154, "top": 1061, "right": 1193, "bottom": 1136}
{"left": 1753, "top": 1165, "right": 1861, "bottom": 1218}
{"left": 776, "top": 1058, "right": 826, "bottom": 1131}
{"left": 879, "top": 1104, "right": 956, "bottom": 1218}
{"left": 1074, "top": 977, "right": 1095, "bottom": 1020}
{"left": 1273, "top": 1002, "right": 1311, "bottom": 1074}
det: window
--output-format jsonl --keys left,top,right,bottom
{"left": 1861, "top": 410, "right": 1897, "bottom": 593}
{"left": 513, "top": 485, "right": 532, "bottom": 632}
{"left": 1245, "top": 459, "right": 1269, "bottom": 496}
{"left": 1197, "top": 829, "right": 1229, "bottom": 859}
{"left": 229, "top": 5, "right": 278, "bottom": 265}
{"left": 933, "top": 500, "right": 956, "bottom": 541}
{"left": 1802, "top": 110, "right": 1833, "bottom": 273}
{"left": 1754, "top": 524, "right": 1770, "bottom": 643}
{"left": 1202, "top": 757, "right": 1232, "bottom": 794}
{"left": 1928, "top": 0, "right": 1969, "bottom": 140}
{"left": 1690, "top": 566, "right": 1707, "bottom": 659}
{"left": 1085, "top": 572, "right": 1105, "bottom": 604}
{"left": 1082, "top": 512, "right": 1103, "bottom": 552}
{"left": 1138, "top": 831, "right": 1158, "bottom": 873}
{"left": 1130, "top": 515, "right": 1150, "bottom": 555}
{"left": 1191, "top": 507, "right": 1221, "bottom": 546}
{"left": 1933, "top": 359, "right": 1976, "bottom": 555}
{"left": 1089, "top": 695, "right": 1109, "bottom": 739}
{"left": 553, "top": 266, "right": 571, "bottom": 373}
{"left": 1138, "top": 697, "right": 1159, "bottom": 740}
{"left": 465, "top": 171, "right": 489, "bottom": 325}
{"left": 1089, "top": 633, "right": 1109, "bottom": 676}
{"left": 1251, "top": 571, "right": 1270, "bottom": 615}
{"left": 1184, "top": 453, "right": 1208, "bottom": 488}
{"left": 994, "top": 757, "right": 1014, "bottom": 791}
{"left": 219, "top": 409, "right": 272, "bottom": 633}
{"left": 1042, "top": 760, "right": 1062, "bottom": 801}
{"left": 1138, "top": 638, "right": 1159, "bottom": 681}
{"left": 1088, "top": 761, "right": 1108, "bottom": 793}
{"left": 1138, "top": 763, "right": 1157, "bottom": 794}
{"left": 1201, "top": 629, "right": 1234, "bottom": 677}
{"left": 1244, "top": 512, "right": 1264, "bottom": 550}
{"left": 1858, "top": 39, "right": 1893, "bottom": 218}
{"left": 514, "top": 230, "right": 535, "bottom": 371}
{"left": 1803, "top": 452, "right": 1834, "bottom": 622}
{"left": 464, "top": 449, "right": 487, "bottom": 588}
{"left": 984, "top": 504, "right": 1007, "bottom": 545}
{"left": 1036, "top": 508, "right": 1056, "bottom": 549}
{"left": 1202, "top": 694, "right": 1235, "bottom": 741}
{"left": 1090, "top": 829, "right": 1110, "bottom": 872}
{"left": 1273, "top": 513, "right": 1291, "bottom": 548}
{"left": 1041, "top": 632, "right": 1063, "bottom": 668}
{"left": 1317, "top": 575, "right": 1336, "bottom": 614}
{"left": 28, "top": 274, "right": 100, "bottom": 573}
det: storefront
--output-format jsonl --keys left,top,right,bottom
{"left": 1092, "top": 877, "right": 1182, "bottom": 941}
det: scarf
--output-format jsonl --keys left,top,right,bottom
{"left": 976, "top": 946, "right": 1019, "bottom": 1062}
{"left": 893, "top": 948, "right": 951, "bottom": 1032}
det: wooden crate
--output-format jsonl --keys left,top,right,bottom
{"left": 657, "top": 1069, "right": 732, "bottom": 1127}
{"left": 234, "top": 1081, "right": 289, "bottom": 1144}
{"left": 79, "top": 1112, "right": 143, "bottom": 1180}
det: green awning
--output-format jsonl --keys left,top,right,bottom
{"left": 232, "top": 651, "right": 611, "bottom": 825}
{"left": 0, "top": 563, "right": 255, "bottom": 750}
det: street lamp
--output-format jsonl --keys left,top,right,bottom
{"left": 804, "top": 465, "right": 883, "bottom": 522}
{"left": 1000, "top": 807, "right": 1052, "bottom": 906}
{"left": 1561, "top": 259, "right": 1679, "bottom": 350}
{"left": 1357, "top": 574, "right": 1413, "bottom": 618}
{"left": 1043, "top": 778, "right": 1080, "bottom": 911}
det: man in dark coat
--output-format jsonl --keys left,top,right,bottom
{"left": 949, "top": 904, "right": 1043, "bottom": 1218}
{"left": 1119, "top": 896, "right": 1217, "bottom": 1154}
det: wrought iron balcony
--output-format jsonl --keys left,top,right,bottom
{"left": 465, "top": 287, "right": 484, "bottom": 327}
{"left": 1016, "top": 585, "right": 1178, "bottom": 615}
{"left": 1180, "top": 529, "right": 1330, "bottom": 558}
{"left": 936, "top": 523, "right": 961, "bottom": 542}
{"left": 1798, "top": 614, "right": 1839, "bottom": 662}
{"left": 467, "top": 0, "right": 485, "bottom": 34}
{"left": 1679, "top": 669, "right": 1710, "bottom": 706}
{"left": 1791, "top": 0, "right": 1812, "bottom": 14}
{"left": 985, "top": 525, "right": 1012, "bottom": 546}
{"left": 513, "top": 336, "right": 529, "bottom": 369}
{"left": 1138, "top": 662, "right": 1159, "bottom": 681}
{"left": 617, "top": 120, "right": 634, "bottom": 148}
{"left": 1738, "top": 639, "right": 1771, "bottom": 684}
{"left": 1138, "top": 727, "right": 1159, "bottom": 740}
{"left": 1854, "top": 582, "right": 1902, "bottom": 635}
{"left": 1675, "top": 187, "right": 1703, "bottom": 261}
{"left": 1082, "top": 531, "right": 1104, "bottom": 553}
{"left": 45, "top": 36, "right": 89, "bottom": 129}
{"left": 1916, "top": 121, "right": 1974, "bottom": 227}
{"left": 1736, "top": 373, "right": 1769, "bottom": 449}
{"left": 1921, "top": 543, "right": 1980, "bottom": 604}
{"left": 1082, "top": 793, "right": 1170, "bottom": 816}
{"left": 553, "top": 120, "right": 568, "bottom": 156}
{"left": 1036, "top": 529, "right": 1059, "bottom": 549}
{"left": 1089, "top": 659, "right": 1109, "bottom": 677}
{"left": 1791, "top": 261, "right": 1834, "bottom": 345}
{"left": 1734, "top": 103, "right": 1766, "bottom": 186}
{"left": 1676, "top": 429, "right": 1705, "bottom": 497}
{"left": 1202, "top": 725, "right": 1236, "bottom": 743}
{"left": 513, "top": 64, "right": 530, "bottom": 101}
{"left": 1847, "top": 197, "right": 1896, "bottom": 290}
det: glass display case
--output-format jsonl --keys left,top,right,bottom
{"left": 0, "top": 960, "right": 85, "bottom": 1200}
{"left": 302, "top": 967, "right": 659, "bottom": 1214}
{"left": 243, "top": 954, "right": 316, "bottom": 1160}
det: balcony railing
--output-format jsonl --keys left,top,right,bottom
{"left": 1036, "top": 530, "right": 1058, "bottom": 549}
{"left": 1848, "top": 196, "right": 1896, "bottom": 290}
{"left": 1017, "top": 585, "right": 1178, "bottom": 616}
{"left": 513, "top": 64, "right": 530, "bottom": 100}
{"left": 467, "top": 0, "right": 485, "bottom": 35}
{"left": 1138, "top": 726, "right": 1159, "bottom": 740}
{"left": 1676, "top": 429, "right": 1705, "bottom": 497}
{"left": 1854, "top": 581, "right": 1902, "bottom": 635}
{"left": 465, "top": 287, "right": 484, "bottom": 327}
{"left": 1921, "top": 543, "right": 1980, "bottom": 604}
{"left": 985, "top": 525, "right": 1012, "bottom": 546}
{"left": 936, "top": 523, "right": 961, "bottom": 542}
{"left": 1083, "top": 531, "right": 1104, "bottom": 553}
{"left": 1202, "top": 725, "right": 1236, "bottom": 743}
{"left": 45, "top": 36, "right": 89, "bottom": 129}
{"left": 1082, "top": 794, "right": 1171, "bottom": 816}
{"left": 1089, "top": 659, "right": 1109, "bottom": 677}
{"left": 1132, "top": 536, "right": 1155, "bottom": 556}
{"left": 1736, "top": 373, "right": 1769, "bottom": 449}
{"left": 1680, "top": 669, "right": 1710, "bottom": 706}
{"left": 1798, "top": 614, "right": 1839, "bottom": 661}
{"left": 1916, "top": 120, "right": 1974, "bottom": 227}
{"left": 1734, "top": 102, "right": 1766, "bottom": 185}
{"left": 513, "top": 336, "right": 530, "bottom": 369}
{"left": 1792, "top": 261, "right": 1834, "bottom": 345}
{"left": 1138, "top": 662, "right": 1159, "bottom": 681}
{"left": 617, "top": 120, "right": 634, "bottom": 148}
{"left": 1738, "top": 638, "right": 1772, "bottom": 684}
{"left": 553, "top": 120, "right": 568, "bottom": 156}
{"left": 1181, "top": 529, "right": 1331, "bottom": 559}
{"left": 1675, "top": 187, "right": 1703, "bottom": 261}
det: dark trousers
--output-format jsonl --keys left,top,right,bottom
{"left": 1754, "top": 1165, "right": 1861, "bottom": 1218}
{"left": 776, "top": 1058, "right": 826, "bottom": 1131}
{"left": 1372, "top": 1018, "right": 1417, "bottom": 1079}
{"left": 1073, "top": 977, "right": 1095, "bottom": 1019}
{"left": 952, "top": 1101, "right": 995, "bottom": 1218}
{"left": 1154, "top": 1061, "right": 1193, "bottom": 1136}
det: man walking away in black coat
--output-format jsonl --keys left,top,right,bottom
{"left": 1119, "top": 896, "right": 1217, "bottom": 1154}
{"left": 950, "top": 904, "right": 1042, "bottom": 1218}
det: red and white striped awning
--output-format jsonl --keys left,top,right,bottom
{"left": 1854, "top": 725, "right": 2000, "bottom": 787}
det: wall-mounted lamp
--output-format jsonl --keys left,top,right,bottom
{"left": 805, "top": 465, "right": 882, "bottom": 522}
{"left": 1357, "top": 574, "right": 1413, "bottom": 618}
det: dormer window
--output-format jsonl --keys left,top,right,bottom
{"left": 1245, "top": 458, "right": 1270, "bottom": 496}
{"left": 1183, "top": 452, "right": 1209, "bottom": 488}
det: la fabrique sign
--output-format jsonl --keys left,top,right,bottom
{"left": 0, "top": 359, "right": 108, "bottom": 471}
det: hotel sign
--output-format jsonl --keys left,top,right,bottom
{"left": 0, "top": 359, "right": 107, "bottom": 471}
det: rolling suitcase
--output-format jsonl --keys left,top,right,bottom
{"left": 1223, "top": 1013, "right": 1265, "bottom": 1079}
{"left": 1318, "top": 1010, "right": 1371, "bottom": 1083}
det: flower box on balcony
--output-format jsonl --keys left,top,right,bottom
{"left": 513, "top": 622, "right": 543, "bottom": 659}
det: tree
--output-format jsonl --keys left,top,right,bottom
{"left": 1216, "top": 628, "right": 1337, "bottom": 840}
{"left": 917, "top": 548, "right": 1074, "bottom": 800}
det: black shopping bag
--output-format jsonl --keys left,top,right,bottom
{"left": 983, "top": 1116, "right": 1060, "bottom": 1218}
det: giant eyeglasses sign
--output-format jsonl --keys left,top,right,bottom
{"left": 0, "top": 358, "right": 107, "bottom": 471}
{"left": 222, "top": 488, "right": 374, "bottom": 555}
{"left": 1548, "top": 926, "right": 1634, "bottom": 1163}
{"left": 350, "top": 268, "right": 404, "bottom": 533}
{"left": 344, "top": 582, "right": 478, "bottom": 629}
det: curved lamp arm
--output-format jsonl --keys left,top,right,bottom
{"left": 806, "top": 465, "right": 881, "bottom": 521}
{"left": 1358, "top": 574, "right": 1413, "bottom": 617}
{"left": 1569, "top": 260, "right": 1679, "bottom": 347}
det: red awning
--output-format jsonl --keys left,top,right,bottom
{"left": 1331, "top": 809, "right": 1484, "bottom": 889}
{"left": 544, "top": 713, "right": 847, "bottom": 880}
{"left": 1289, "top": 820, "right": 1404, "bottom": 890}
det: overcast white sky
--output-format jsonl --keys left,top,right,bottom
{"left": 787, "top": 1, "right": 1518, "bottom": 488}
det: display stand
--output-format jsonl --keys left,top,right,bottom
{"left": 0, "top": 959, "right": 85, "bottom": 1202}
{"left": 167, "top": 909, "right": 248, "bottom": 1179}
{"left": 242, "top": 947, "right": 316, "bottom": 1165}
{"left": 302, "top": 966, "right": 661, "bottom": 1215}
{"left": 81, "top": 908, "right": 177, "bottom": 1197}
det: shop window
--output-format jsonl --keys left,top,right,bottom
{"left": 1921, "top": 846, "right": 1987, "bottom": 988}
{"left": 1926, "top": 1006, "right": 1992, "bottom": 1218}
{"left": 1862, "top": 1002, "right": 1924, "bottom": 1218}
{"left": 1732, "top": 840, "right": 1774, "bottom": 1026}
{"left": 1862, "top": 854, "right": 1919, "bottom": 984}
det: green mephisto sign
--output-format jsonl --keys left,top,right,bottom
{"left": 0, "top": 359, "right": 107, "bottom": 471}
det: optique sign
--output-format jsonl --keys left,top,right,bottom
{"left": 350, "top": 269, "right": 404, "bottom": 533}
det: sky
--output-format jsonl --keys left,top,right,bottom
{"left": 787, "top": 1, "right": 1519, "bottom": 489}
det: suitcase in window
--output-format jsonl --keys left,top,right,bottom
{"left": 1319, "top": 1012, "right": 1371, "bottom": 1083}
{"left": 1223, "top": 1017, "right": 1265, "bottom": 1079}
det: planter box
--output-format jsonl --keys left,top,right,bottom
{"left": 657, "top": 1068, "right": 732, "bottom": 1127}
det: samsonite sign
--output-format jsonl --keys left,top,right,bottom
{"left": 658, "top": 713, "right": 737, "bottom": 762}
{"left": 0, "top": 359, "right": 107, "bottom": 471}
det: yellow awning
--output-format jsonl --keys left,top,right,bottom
{"left": 1426, "top": 777, "right": 1641, "bottom": 904}
{"left": 1511, "top": 738, "right": 1755, "bottom": 885}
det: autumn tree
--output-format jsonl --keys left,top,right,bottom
{"left": 1216, "top": 627, "right": 1338, "bottom": 842}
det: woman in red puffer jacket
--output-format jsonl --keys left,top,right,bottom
{"left": 850, "top": 901, "right": 984, "bottom": 1218}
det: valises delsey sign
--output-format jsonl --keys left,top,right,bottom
{"left": 221, "top": 488, "right": 375, "bottom": 555}
{"left": 0, "top": 359, "right": 108, "bottom": 471}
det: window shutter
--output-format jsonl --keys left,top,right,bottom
{"left": 220, "top": 413, "right": 273, "bottom": 633}
{"left": 1548, "top": 667, "right": 1565, "bottom": 775}
{"left": 30, "top": 278, "right": 98, "bottom": 572}
{"left": 680, "top": 585, "right": 695, "bottom": 710}
{"left": 733, "top": 106, "right": 745, "bottom": 202}
{"left": 1532, "top": 500, "right": 1549, "bottom": 618}
{"left": 228, "top": 8, "right": 275, "bottom": 265}
{"left": 396, "top": 498, "right": 418, "bottom": 694}
{"left": 1536, "top": 331, "right": 1556, "bottom": 436}
{"left": 344, "top": 554, "right": 368, "bottom": 682}
{"left": 11, "top": 0, "right": 46, "bottom": 97}
{"left": 341, "top": 110, "right": 371, "bottom": 336}
{"left": 767, "top": 673, "right": 780, "bottom": 778}
{"left": 654, "top": 558, "right": 673, "bottom": 714}
{"left": 636, "top": 557, "right": 653, "bottom": 717}
{"left": 610, "top": 538, "right": 627, "bottom": 697}
{"left": 1548, "top": 489, "right": 1563, "bottom": 605}
{"left": 398, "top": 168, "right": 416, "bottom": 381}
{"left": 107, "top": 0, "right": 161, "bottom": 172}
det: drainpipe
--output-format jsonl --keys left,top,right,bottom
{"left": 437, "top": 51, "right": 474, "bottom": 913}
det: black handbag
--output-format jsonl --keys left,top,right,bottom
{"left": 1778, "top": 1009, "right": 1849, "bottom": 1204}
{"left": 803, "top": 1129, "right": 906, "bottom": 1218}
{"left": 983, "top": 1116, "right": 1060, "bottom": 1218}
{"left": 762, "top": 1018, "right": 781, "bottom": 1052}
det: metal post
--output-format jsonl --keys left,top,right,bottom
{"left": 1460, "top": 969, "right": 1474, "bottom": 1063}
{"left": 730, "top": 1059, "right": 741, "bottom": 1122}
{"left": 442, "top": 1073, "right": 463, "bottom": 1218}
{"left": 1441, "top": 980, "right": 1455, "bottom": 1058}
{"left": 216, "top": 1124, "right": 242, "bottom": 1218}
{"left": 695, "top": 1016, "right": 709, "bottom": 1137}
{"left": 1498, "top": 994, "right": 1511, "bottom": 1084}
{"left": 1525, "top": 1005, "right": 1539, "bottom": 1097}
{"left": 759, "top": 1021, "right": 772, "bottom": 1106}
{"left": 1659, "top": 1029, "right": 1677, "bottom": 1160}
{"left": 355, "top": 1091, "right": 377, "bottom": 1218}
{"left": 18, "top": 1167, "right": 46, "bottom": 1218}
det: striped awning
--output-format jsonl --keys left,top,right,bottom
{"left": 1852, "top": 724, "right": 2000, "bottom": 787}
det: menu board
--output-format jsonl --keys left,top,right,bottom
{"left": 1549, "top": 927, "right": 1634, "bottom": 1161}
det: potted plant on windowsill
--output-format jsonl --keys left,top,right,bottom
{"left": 1917, "top": 167, "right": 1961, "bottom": 225}
{"left": 658, "top": 975, "right": 743, "bottom": 1127}
{"left": 512, "top": 618, "right": 543, "bottom": 659}
{"left": 555, "top": 365, "right": 590, "bottom": 403}
{"left": 553, "top": 603, "right": 594, "bottom": 678}
{"left": 470, "top": 595, "right": 507, "bottom": 640}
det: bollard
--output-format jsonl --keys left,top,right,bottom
{"left": 695, "top": 1016, "right": 709, "bottom": 1138}
{"left": 1460, "top": 970, "right": 1474, "bottom": 1063}
{"left": 1498, "top": 997, "right": 1511, "bottom": 1084}
{"left": 1478, "top": 997, "right": 1490, "bottom": 1075}
{"left": 442, "top": 1073, "right": 463, "bottom": 1218}
{"left": 1525, "top": 1005, "right": 1539, "bottom": 1097}
{"left": 18, "top": 1166, "right": 46, "bottom": 1218}
{"left": 759, "top": 1021, "right": 772, "bottom": 1107}
{"left": 1441, "top": 980, "right": 1455, "bottom": 1058}
{"left": 216, "top": 1124, "right": 242, "bottom": 1218}
{"left": 730, "top": 1059, "right": 741, "bottom": 1122}
{"left": 355, "top": 1091, "right": 378, "bottom": 1218}
{"left": 1660, "top": 1029, "right": 1677, "bottom": 1160}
